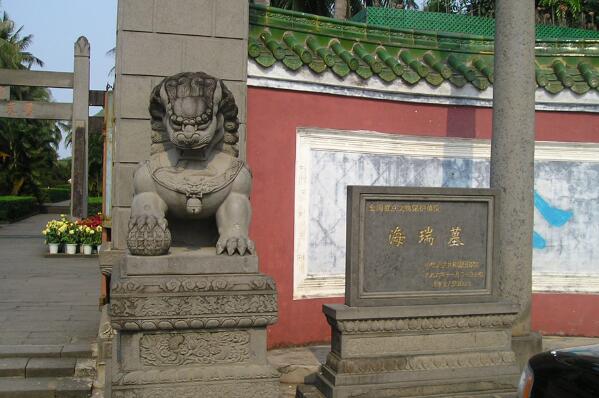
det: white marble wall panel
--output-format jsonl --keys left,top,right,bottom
{"left": 293, "top": 128, "right": 599, "bottom": 298}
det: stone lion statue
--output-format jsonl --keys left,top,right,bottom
{"left": 126, "top": 72, "right": 254, "bottom": 256}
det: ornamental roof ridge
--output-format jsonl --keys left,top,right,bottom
{"left": 249, "top": 5, "right": 599, "bottom": 95}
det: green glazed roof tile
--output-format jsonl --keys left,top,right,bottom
{"left": 535, "top": 65, "right": 549, "bottom": 88}
{"left": 332, "top": 61, "right": 351, "bottom": 78}
{"left": 249, "top": 5, "right": 599, "bottom": 95}
{"left": 401, "top": 69, "right": 421, "bottom": 85}
{"left": 425, "top": 72, "right": 444, "bottom": 86}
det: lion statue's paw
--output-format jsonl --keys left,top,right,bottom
{"left": 216, "top": 234, "right": 255, "bottom": 256}
{"left": 127, "top": 215, "right": 171, "bottom": 256}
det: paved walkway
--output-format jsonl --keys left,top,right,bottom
{"left": 0, "top": 214, "right": 100, "bottom": 345}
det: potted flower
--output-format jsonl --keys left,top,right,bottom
{"left": 77, "top": 214, "right": 103, "bottom": 254}
{"left": 63, "top": 221, "right": 79, "bottom": 254}
{"left": 42, "top": 220, "right": 62, "bottom": 254}
{"left": 80, "top": 225, "right": 97, "bottom": 255}
{"left": 93, "top": 225, "right": 103, "bottom": 253}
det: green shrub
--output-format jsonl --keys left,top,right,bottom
{"left": 88, "top": 197, "right": 102, "bottom": 216}
{"left": 40, "top": 187, "right": 71, "bottom": 203}
{"left": 0, "top": 196, "right": 39, "bottom": 221}
{"left": 54, "top": 184, "right": 71, "bottom": 190}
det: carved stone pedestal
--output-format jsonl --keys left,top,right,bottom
{"left": 109, "top": 249, "right": 279, "bottom": 397}
{"left": 297, "top": 303, "right": 521, "bottom": 398}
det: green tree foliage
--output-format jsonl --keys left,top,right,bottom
{"left": 262, "top": 0, "right": 598, "bottom": 28}
{"left": 0, "top": 7, "right": 63, "bottom": 196}
{"left": 424, "top": 0, "right": 599, "bottom": 29}
{"left": 269, "top": 0, "right": 334, "bottom": 16}
{"left": 0, "top": 118, "right": 61, "bottom": 196}
{"left": 60, "top": 119, "right": 104, "bottom": 196}
{"left": 62, "top": 113, "right": 104, "bottom": 197}
{"left": 425, "top": 0, "right": 494, "bottom": 17}
{"left": 87, "top": 122, "right": 104, "bottom": 197}
{"left": 266, "top": 0, "right": 418, "bottom": 18}
{"left": 0, "top": 10, "right": 43, "bottom": 70}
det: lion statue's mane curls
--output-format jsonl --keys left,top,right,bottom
{"left": 148, "top": 72, "right": 241, "bottom": 157}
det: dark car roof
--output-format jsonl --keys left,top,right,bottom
{"left": 551, "top": 344, "right": 599, "bottom": 372}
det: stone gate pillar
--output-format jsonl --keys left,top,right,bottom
{"left": 491, "top": 0, "right": 542, "bottom": 368}
{"left": 106, "top": 2, "right": 280, "bottom": 397}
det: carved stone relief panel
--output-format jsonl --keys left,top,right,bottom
{"left": 140, "top": 331, "right": 250, "bottom": 366}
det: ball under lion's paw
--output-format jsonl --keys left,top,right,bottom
{"left": 127, "top": 215, "right": 171, "bottom": 256}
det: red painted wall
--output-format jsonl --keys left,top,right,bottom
{"left": 246, "top": 87, "right": 599, "bottom": 347}
{"left": 532, "top": 293, "right": 599, "bottom": 337}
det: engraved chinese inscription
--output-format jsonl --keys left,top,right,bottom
{"left": 361, "top": 197, "right": 490, "bottom": 295}
{"left": 418, "top": 226, "right": 435, "bottom": 246}
{"left": 388, "top": 227, "right": 406, "bottom": 247}
{"left": 448, "top": 227, "right": 465, "bottom": 247}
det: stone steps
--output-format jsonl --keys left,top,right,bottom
{"left": 0, "top": 377, "right": 92, "bottom": 398}
{"left": 0, "top": 344, "right": 92, "bottom": 359}
{"left": 0, "top": 345, "right": 93, "bottom": 398}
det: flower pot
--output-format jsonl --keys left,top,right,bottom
{"left": 96, "top": 245, "right": 101, "bottom": 253}
{"left": 48, "top": 243, "right": 59, "bottom": 254}
{"left": 65, "top": 244, "right": 77, "bottom": 255}
{"left": 82, "top": 245, "right": 93, "bottom": 255}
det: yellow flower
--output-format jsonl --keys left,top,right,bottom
{"left": 69, "top": 230, "right": 75, "bottom": 235}
{"left": 42, "top": 230, "right": 47, "bottom": 235}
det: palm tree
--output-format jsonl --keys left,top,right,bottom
{"left": 0, "top": 6, "right": 62, "bottom": 196}
{"left": 0, "top": 11, "right": 43, "bottom": 70}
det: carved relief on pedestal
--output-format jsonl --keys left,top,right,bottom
{"left": 112, "top": 382, "right": 280, "bottom": 398}
{"left": 325, "top": 350, "right": 517, "bottom": 374}
{"left": 111, "top": 275, "right": 276, "bottom": 295}
{"left": 329, "top": 313, "right": 517, "bottom": 334}
{"left": 110, "top": 294, "right": 278, "bottom": 318}
{"left": 112, "top": 364, "right": 280, "bottom": 386}
{"left": 140, "top": 331, "right": 250, "bottom": 366}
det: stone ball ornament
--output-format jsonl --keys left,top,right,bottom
{"left": 126, "top": 72, "right": 255, "bottom": 256}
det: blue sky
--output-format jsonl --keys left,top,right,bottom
{"left": 3, "top": 0, "right": 117, "bottom": 157}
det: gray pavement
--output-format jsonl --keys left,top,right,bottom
{"left": 0, "top": 214, "right": 100, "bottom": 345}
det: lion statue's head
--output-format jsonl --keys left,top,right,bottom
{"left": 149, "top": 72, "right": 240, "bottom": 156}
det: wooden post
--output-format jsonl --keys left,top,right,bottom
{"left": 71, "top": 37, "right": 90, "bottom": 218}
{"left": 0, "top": 86, "right": 9, "bottom": 100}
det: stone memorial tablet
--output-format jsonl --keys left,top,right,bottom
{"left": 346, "top": 186, "right": 499, "bottom": 307}
{"left": 296, "top": 186, "right": 519, "bottom": 398}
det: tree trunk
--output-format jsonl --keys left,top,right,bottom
{"left": 335, "top": 0, "right": 348, "bottom": 19}
{"left": 10, "top": 176, "right": 25, "bottom": 196}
